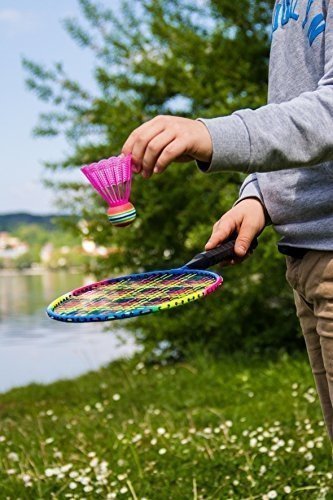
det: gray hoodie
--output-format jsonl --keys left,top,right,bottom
{"left": 199, "top": 0, "right": 333, "bottom": 252}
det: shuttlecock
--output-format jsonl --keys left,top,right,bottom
{"left": 81, "top": 154, "right": 136, "bottom": 227}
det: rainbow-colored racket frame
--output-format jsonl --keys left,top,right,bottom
{"left": 47, "top": 268, "right": 221, "bottom": 323}
{"left": 46, "top": 236, "right": 258, "bottom": 323}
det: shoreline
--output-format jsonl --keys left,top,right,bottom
{"left": 0, "top": 322, "right": 138, "bottom": 394}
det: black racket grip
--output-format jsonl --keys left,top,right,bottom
{"left": 185, "top": 234, "right": 258, "bottom": 270}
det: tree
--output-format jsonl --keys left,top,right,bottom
{"left": 24, "top": 0, "right": 302, "bottom": 355}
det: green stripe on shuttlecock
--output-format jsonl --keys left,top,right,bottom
{"left": 108, "top": 209, "right": 136, "bottom": 226}
{"left": 107, "top": 202, "right": 137, "bottom": 227}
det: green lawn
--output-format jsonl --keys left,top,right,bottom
{"left": 0, "top": 351, "right": 332, "bottom": 499}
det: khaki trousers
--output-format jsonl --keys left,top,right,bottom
{"left": 286, "top": 251, "right": 333, "bottom": 443}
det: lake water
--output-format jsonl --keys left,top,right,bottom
{"left": 0, "top": 271, "right": 137, "bottom": 393}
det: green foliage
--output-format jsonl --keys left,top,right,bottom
{"left": 46, "top": 247, "right": 90, "bottom": 271}
{"left": 0, "top": 213, "right": 55, "bottom": 232}
{"left": 132, "top": 227, "right": 302, "bottom": 355}
{"left": 14, "top": 251, "right": 36, "bottom": 270}
{"left": 7, "top": 224, "right": 88, "bottom": 270}
{"left": 13, "top": 224, "right": 50, "bottom": 247}
{"left": 23, "top": 0, "right": 300, "bottom": 354}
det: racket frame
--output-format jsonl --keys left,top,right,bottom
{"left": 47, "top": 268, "right": 222, "bottom": 323}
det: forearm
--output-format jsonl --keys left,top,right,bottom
{"left": 198, "top": 85, "right": 333, "bottom": 174}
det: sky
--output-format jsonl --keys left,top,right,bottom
{"left": 0, "top": 0, "right": 120, "bottom": 214}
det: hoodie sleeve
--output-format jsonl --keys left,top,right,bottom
{"left": 236, "top": 173, "right": 264, "bottom": 204}
{"left": 197, "top": 4, "right": 333, "bottom": 174}
{"left": 233, "top": 173, "right": 271, "bottom": 224}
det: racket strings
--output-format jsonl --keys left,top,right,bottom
{"left": 54, "top": 272, "right": 217, "bottom": 317}
{"left": 60, "top": 274, "right": 200, "bottom": 315}
{"left": 126, "top": 272, "right": 201, "bottom": 308}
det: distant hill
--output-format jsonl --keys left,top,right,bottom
{"left": 0, "top": 213, "right": 59, "bottom": 231}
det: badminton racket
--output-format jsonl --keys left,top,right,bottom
{"left": 47, "top": 235, "right": 257, "bottom": 323}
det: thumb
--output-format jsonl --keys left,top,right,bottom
{"left": 234, "top": 224, "right": 257, "bottom": 257}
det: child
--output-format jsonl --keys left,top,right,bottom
{"left": 122, "top": 1, "right": 333, "bottom": 444}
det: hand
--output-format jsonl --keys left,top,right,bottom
{"left": 122, "top": 115, "right": 212, "bottom": 178}
{"left": 205, "top": 198, "right": 266, "bottom": 258}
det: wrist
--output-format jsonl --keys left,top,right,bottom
{"left": 235, "top": 197, "right": 271, "bottom": 226}
{"left": 194, "top": 120, "right": 213, "bottom": 164}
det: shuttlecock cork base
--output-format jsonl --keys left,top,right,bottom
{"left": 107, "top": 202, "right": 136, "bottom": 227}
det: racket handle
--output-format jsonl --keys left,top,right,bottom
{"left": 185, "top": 234, "right": 258, "bottom": 270}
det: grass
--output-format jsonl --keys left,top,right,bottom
{"left": 0, "top": 351, "right": 332, "bottom": 499}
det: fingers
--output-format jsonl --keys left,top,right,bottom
{"left": 205, "top": 200, "right": 265, "bottom": 263}
{"left": 205, "top": 217, "right": 237, "bottom": 251}
{"left": 122, "top": 118, "right": 165, "bottom": 173}
{"left": 154, "top": 139, "right": 186, "bottom": 174}
{"left": 122, "top": 115, "right": 200, "bottom": 177}
{"left": 141, "top": 130, "right": 176, "bottom": 178}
